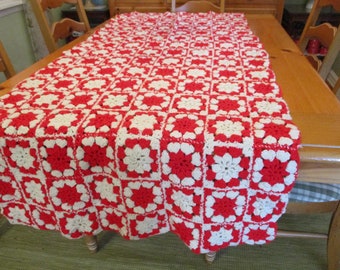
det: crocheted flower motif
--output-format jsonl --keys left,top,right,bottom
{"left": 205, "top": 189, "right": 246, "bottom": 223}
{"left": 130, "top": 211, "right": 168, "bottom": 238}
{"left": 212, "top": 154, "right": 243, "bottom": 182}
{"left": 169, "top": 216, "right": 200, "bottom": 251}
{"left": 15, "top": 78, "right": 48, "bottom": 91}
{"left": 96, "top": 93, "right": 134, "bottom": 111}
{"left": 28, "top": 92, "right": 64, "bottom": 109}
{"left": 185, "top": 57, "right": 212, "bottom": 67}
{"left": 123, "top": 181, "right": 162, "bottom": 214}
{"left": 45, "top": 77, "right": 78, "bottom": 92}
{"left": 163, "top": 48, "right": 187, "bottom": 57}
{"left": 171, "top": 95, "right": 207, "bottom": 114}
{"left": 205, "top": 144, "right": 251, "bottom": 188}
{"left": 80, "top": 111, "right": 122, "bottom": 134}
{"left": 242, "top": 223, "right": 276, "bottom": 245}
{"left": 165, "top": 184, "right": 202, "bottom": 221}
{"left": 0, "top": 91, "right": 32, "bottom": 109}
{"left": 76, "top": 78, "right": 110, "bottom": 92}
{"left": 98, "top": 207, "right": 127, "bottom": 234}
{"left": 246, "top": 191, "right": 289, "bottom": 223}
{"left": 49, "top": 179, "right": 90, "bottom": 211}
{"left": 141, "top": 78, "right": 177, "bottom": 92}
{"left": 37, "top": 110, "right": 84, "bottom": 136}
{"left": 75, "top": 56, "right": 102, "bottom": 67}
{"left": 177, "top": 80, "right": 211, "bottom": 94}
{"left": 247, "top": 82, "right": 280, "bottom": 97}
{"left": 31, "top": 208, "right": 56, "bottom": 230}
{"left": 242, "top": 58, "right": 270, "bottom": 69}
{"left": 102, "top": 56, "right": 129, "bottom": 67}
{"left": 180, "top": 67, "right": 210, "bottom": 79}
{"left": 3, "top": 139, "right": 39, "bottom": 174}
{"left": 85, "top": 174, "right": 122, "bottom": 208}
{"left": 117, "top": 138, "right": 159, "bottom": 179}
{"left": 0, "top": 176, "right": 21, "bottom": 202}
{"left": 62, "top": 91, "right": 99, "bottom": 109}
{"left": 151, "top": 66, "right": 179, "bottom": 78}
{"left": 135, "top": 215, "right": 160, "bottom": 235}
{"left": 215, "top": 49, "right": 239, "bottom": 58}
{"left": 122, "top": 111, "right": 165, "bottom": 137}
{"left": 254, "top": 118, "right": 300, "bottom": 146}
{"left": 213, "top": 67, "right": 243, "bottom": 80}
{"left": 22, "top": 175, "right": 48, "bottom": 205}
{"left": 161, "top": 142, "right": 202, "bottom": 186}
{"left": 155, "top": 56, "right": 183, "bottom": 66}
{"left": 164, "top": 113, "right": 205, "bottom": 140}
{"left": 64, "top": 66, "right": 92, "bottom": 78}
{"left": 40, "top": 138, "right": 76, "bottom": 177}
{"left": 252, "top": 149, "right": 298, "bottom": 193}
{"left": 242, "top": 48, "right": 268, "bottom": 58}
{"left": 1, "top": 109, "right": 45, "bottom": 136}
{"left": 5, "top": 205, "right": 30, "bottom": 224}
{"left": 212, "top": 81, "right": 245, "bottom": 94}
{"left": 62, "top": 211, "right": 98, "bottom": 238}
{"left": 132, "top": 93, "right": 171, "bottom": 111}
{"left": 76, "top": 136, "right": 114, "bottom": 174}
{"left": 121, "top": 66, "right": 151, "bottom": 78}
{"left": 209, "top": 95, "right": 247, "bottom": 116}
{"left": 110, "top": 77, "right": 143, "bottom": 92}
{"left": 207, "top": 116, "right": 251, "bottom": 143}
{"left": 244, "top": 68, "right": 275, "bottom": 83}
{"left": 249, "top": 97, "right": 287, "bottom": 118}
{"left": 205, "top": 225, "right": 237, "bottom": 249}
{"left": 214, "top": 58, "right": 242, "bottom": 68}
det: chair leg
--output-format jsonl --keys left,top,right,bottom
{"left": 84, "top": 235, "right": 98, "bottom": 253}
{"left": 205, "top": 251, "right": 217, "bottom": 263}
{"left": 327, "top": 201, "right": 340, "bottom": 270}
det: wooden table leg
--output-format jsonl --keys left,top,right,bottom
{"left": 328, "top": 201, "right": 340, "bottom": 270}
{"left": 84, "top": 235, "right": 98, "bottom": 253}
{"left": 205, "top": 251, "right": 217, "bottom": 263}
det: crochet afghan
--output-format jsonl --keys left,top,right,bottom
{"left": 0, "top": 12, "right": 300, "bottom": 254}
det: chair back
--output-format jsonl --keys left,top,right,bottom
{"left": 172, "top": 1, "right": 224, "bottom": 13}
{"left": 319, "top": 26, "right": 340, "bottom": 94}
{"left": 297, "top": 0, "right": 340, "bottom": 93}
{"left": 29, "top": 0, "right": 91, "bottom": 53}
{"left": 0, "top": 41, "right": 15, "bottom": 80}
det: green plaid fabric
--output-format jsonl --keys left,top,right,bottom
{"left": 289, "top": 182, "right": 340, "bottom": 202}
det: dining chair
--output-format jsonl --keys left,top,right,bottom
{"left": 29, "top": 0, "right": 91, "bottom": 53}
{"left": 282, "top": 3, "right": 340, "bottom": 262}
{"left": 318, "top": 26, "right": 340, "bottom": 94}
{"left": 0, "top": 40, "right": 15, "bottom": 80}
{"left": 278, "top": 185, "right": 340, "bottom": 270}
{"left": 172, "top": 0, "right": 224, "bottom": 13}
{"left": 297, "top": 0, "right": 340, "bottom": 93}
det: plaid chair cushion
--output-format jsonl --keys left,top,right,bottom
{"left": 289, "top": 182, "right": 340, "bottom": 202}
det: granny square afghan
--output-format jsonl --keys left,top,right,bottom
{"left": 0, "top": 12, "right": 300, "bottom": 254}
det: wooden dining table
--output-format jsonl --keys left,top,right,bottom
{"left": 0, "top": 12, "right": 339, "bottom": 267}
{"left": 2, "top": 14, "right": 340, "bottom": 174}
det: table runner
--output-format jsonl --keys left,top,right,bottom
{"left": 0, "top": 12, "right": 300, "bottom": 254}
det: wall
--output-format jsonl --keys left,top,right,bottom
{"left": 0, "top": 7, "right": 35, "bottom": 83}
